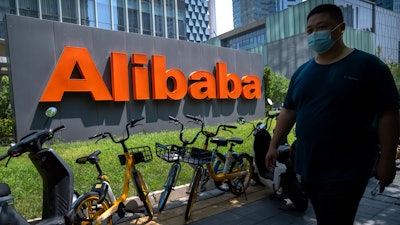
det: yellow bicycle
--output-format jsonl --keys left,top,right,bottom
{"left": 64, "top": 118, "right": 154, "bottom": 225}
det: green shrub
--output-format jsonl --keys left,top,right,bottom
{"left": 0, "top": 117, "right": 13, "bottom": 145}
{"left": 0, "top": 76, "right": 12, "bottom": 144}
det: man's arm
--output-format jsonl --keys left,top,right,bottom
{"left": 265, "top": 108, "right": 296, "bottom": 172}
{"left": 375, "top": 110, "right": 399, "bottom": 190}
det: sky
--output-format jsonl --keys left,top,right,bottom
{"left": 215, "top": 0, "right": 234, "bottom": 35}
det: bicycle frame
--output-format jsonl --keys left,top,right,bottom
{"left": 184, "top": 117, "right": 253, "bottom": 221}
{"left": 205, "top": 156, "right": 248, "bottom": 181}
{"left": 92, "top": 150, "right": 138, "bottom": 224}
{"left": 198, "top": 124, "right": 249, "bottom": 182}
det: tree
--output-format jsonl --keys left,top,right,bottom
{"left": 263, "top": 67, "right": 290, "bottom": 113}
{"left": 387, "top": 62, "right": 400, "bottom": 92}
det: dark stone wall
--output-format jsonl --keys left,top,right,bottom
{"left": 6, "top": 14, "right": 265, "bottom": 141}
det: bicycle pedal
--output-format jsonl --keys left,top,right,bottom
{"left": 126, "top": 209, "right": 145, "bottom": 214}
{"left": 117, "top": 202, "right": 126, "bottom": 218}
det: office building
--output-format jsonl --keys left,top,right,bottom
{"left": 0, "top": 0, "right": 213, "bottom": 41}
{"left": 371, "top": 0, "right": 400, "bottom": 13}
{"left": 0, "top": 0, "right": 214, "bottom": 75}
{"left": 208, "top": 0, "right": 400, "bottom": 78}
{"left": 233, "top": 0, "right": 303, "bottom": 28}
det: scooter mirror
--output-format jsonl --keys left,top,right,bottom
{"left": 45, "top": 107, "right": 57, "bottom": 118}
{"left": 237, "top": 117, "right": 246, "bottom": 125}
{"left": 267, "top": 98, "right": 273, "bottom": 106}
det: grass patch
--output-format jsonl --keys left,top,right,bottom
{"left": 0, "top": 119, "right": 295, "bottom": 219}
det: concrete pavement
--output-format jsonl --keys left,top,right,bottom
{"left": 118, "top": 164, "right": 400, "bottom": 225}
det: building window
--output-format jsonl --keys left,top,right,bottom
{"left": 41, "top": 0, "right": 59, "bottom": 21}
{"left": 112, "top": 0, "right": 125, "bottom": 31}
{"left": 97, "top": 0, "right": 112, "bottom": 29}
{"left": 177, "top": 0, "right": 185, "bottom": 40}
{"left": 19, "top": 0, "right": 39, "bottom": 18}
{"left": 128, "top": 0, "right": 139, "bottom": 33}
{"left": 154, "top": 0, "right": 164, "bottom": 37}
{"left": 80, "top": 0, "right": 95, "bottom": 27}
{"left": 62, "top": 0, "right": 78, "bottom": 24}
{"left": 142, "top": 0, "right": 152, "bottom": 35}
{"left": 166, "top": 0, "right": 176, "bottom": 39}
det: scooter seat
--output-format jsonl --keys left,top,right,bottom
{"left": 0, "top": 183, "right": 11, "bottom": 197}
{"left": 277, "top": 145, "right": 290, "bottom": 162}
{"left": 259, "top": 171, "right": 274, "bottom": 180}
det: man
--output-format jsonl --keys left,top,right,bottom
{"left": 265, "top": 4, "right": 399, "bottom": 225}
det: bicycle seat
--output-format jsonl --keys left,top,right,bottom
{"left": 0, "top": 183, "right": 11, "bottom": 197}
{"left": 76, "top": 150, "right": 101, "bottom": 164}
{"left": 228, "top": 137, "right": 243, "bottom": 144}
{"left": 210, "top": 137, "right": 228, "bottom": 146}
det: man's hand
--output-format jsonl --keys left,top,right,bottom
{"left": 374, "top": 155, "right": 396, "bottom": 192}
{"left": 265, "top": 147, "right": 278, "bottom": 172}
{"left": 375, "top": 110, "right": 399, "bottom": 192}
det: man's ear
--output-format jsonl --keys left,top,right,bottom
{"left": 340, "top": 22, "right": 346, "bottom": 34}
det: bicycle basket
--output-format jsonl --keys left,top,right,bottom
{"left": 181, "top": 147, "right": 212, "bottom": 165}
{"left": 118, "top": 145, "right": 153, "bottom": 165}
{"left": 155, "top": 142, "right": 184, "bottom": 162}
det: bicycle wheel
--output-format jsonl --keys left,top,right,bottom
{"left": 132, "top": 170, "right": 154, "bottom": 221}
{"left": 67, "top": 192, "right": 112, "bottom": 225}
{"left": 185, "top": 166, "right": 204, "bottom": 222}
{"left": 158, "top": 163, "right": 180, "bottom": 212}
{"left": 212, "top": 152, "right": 229, "bottom": 192}
{"left": 228, "top": 153, "right": 253, "bottom": 195}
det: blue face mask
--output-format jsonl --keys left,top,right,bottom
{"left": 307, "top": 23, "right": 342, "bottom": 53}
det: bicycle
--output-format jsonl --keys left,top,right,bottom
{"left": 182, "top": 115, "right": 254, "bottom": 221}
{"left": 64, "top": 118, "right": 154, "bottom": 225}
{"left": 185, "top": 121, "right": 254, "bottom": 221}
{"left": 156, "top": 115, "right": 218, "bottom": 213}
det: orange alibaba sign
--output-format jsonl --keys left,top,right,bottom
{"left": 40, "top": 46, "right": 261, "bottom": 102}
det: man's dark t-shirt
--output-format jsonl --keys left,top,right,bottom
{"left": 284, "top": 49, "right": 399, "bottom": 183}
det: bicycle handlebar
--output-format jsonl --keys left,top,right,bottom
{"left": 185, "top": 114, "right": 202, "bottom": 123}
{"left": 169, "top": 116, "right": 179, "bottom": 123}
{"left": 168, "top": 114, "right": 237, "bottom": 145}
{"left": 169, "top": 115, "right": 200, "bottom": 146}
{"left": 267, "top": 112, "right": 280, "bottom": 119}
{"left": 89, "top": 118, "right": 143, "bottom": 144}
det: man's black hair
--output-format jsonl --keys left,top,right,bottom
{"left": 307, "top": 4, "right": 344, "bottom": 23}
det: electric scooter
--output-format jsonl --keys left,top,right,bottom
{"left": 238, "top": 113, "right": 308, "bottom": 212}
{"left": 0, "top": 107, "right": 75, "bottom": 225}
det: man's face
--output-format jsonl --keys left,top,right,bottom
{"left": 306, "top": 12, "right": 343, "bottom": 38}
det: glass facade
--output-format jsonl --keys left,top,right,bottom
{"left": 206, "top": 0, "right": 398, "bottom": 78}
{"left": 222, "top": 27, "right": 266, "bottom": 51}
{"left": 185, "top": 0, "right": 209, "bottom": 42}
{"left": 396, "top": 0, "right": 400, "bottom": 13}
{"left": 371, "top": 0, "right": 400, "bottom": 13}
{"left": 375, "top": 6, "right": 400, "bottom": 62}
{"left": 0, "top": 0, "right": 211, "bottom": 42}
{"left": 233, "top": 0, "right": 303, "bottom": 29}
{"left": 229, "top": 0, "right": 398, "bottom": 63}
